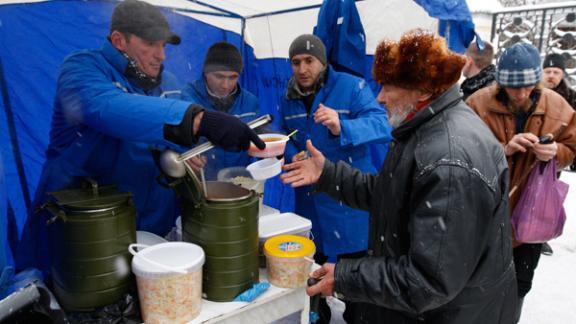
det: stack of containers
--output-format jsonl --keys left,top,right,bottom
{"left": 130, "top": 242, "right": 204, "bottom": 323}
{"left": 258, "top": 213, "right": 312, "bottom": 267}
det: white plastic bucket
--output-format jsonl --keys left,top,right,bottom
{"left": 129, "top": 242, "right": 205, "bottom": 323}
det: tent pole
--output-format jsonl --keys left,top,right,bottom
{"left": 0, "top": 57, "right": 32, "bottom": 211}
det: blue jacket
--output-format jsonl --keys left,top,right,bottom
{"left": 280, "top": 66, "right": 392, "bottom": 259}
{"left": 16, "top": 41, "right": 191, "bottom": 272}
{"left": 181, "top": 78, "right": 259, "bottom": 179}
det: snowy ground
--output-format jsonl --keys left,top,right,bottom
{"left": 520, "top": 171, "right": 576, "bottom": 324}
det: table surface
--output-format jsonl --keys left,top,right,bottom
{"left": 190, "top": 268, "right": 310, "bottom": 323}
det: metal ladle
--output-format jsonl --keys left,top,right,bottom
{"left": 160, "top": 114, "right": 273, "bottom": 178}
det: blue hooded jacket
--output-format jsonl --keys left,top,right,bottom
{"left": 181, "top": 78, "right": 259, "bottom": 179}
{"left": 16, "top": 41, "right": 192, "bottom": 273}
{"left": 280, "top": 66, "right": 392, "bottom": 259}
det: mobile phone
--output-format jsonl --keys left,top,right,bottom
{"left": 538, "top": 135, "right": 553, "bottom": 144}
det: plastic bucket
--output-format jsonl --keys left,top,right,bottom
{"left": 264, "top": 235, "right": 315, "bottom": 288}
{"left": 129, "top": 242, "right": 205, "bottom": 323}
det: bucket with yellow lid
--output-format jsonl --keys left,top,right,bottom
{"left": 263, "top": 235, "right": 315, "bottom": 288}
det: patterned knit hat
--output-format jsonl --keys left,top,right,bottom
{"left": 496, "top": 43, "right": 542, "bottom": 88}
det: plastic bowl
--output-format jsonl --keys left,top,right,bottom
{"left": 246, "top": 158, "right": 283, "bottom": 180}
{"left": 248, "top": 133, "right": 289, "bottom": 158}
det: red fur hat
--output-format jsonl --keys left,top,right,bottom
{"left": 373, "top": 29, "right": 465, "bottom": 96}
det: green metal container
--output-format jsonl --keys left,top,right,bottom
{"left": 45, "top": 180, "right": 136, "bottom": 311}
{"left": 175, "top": 173, "right": 259, "bottom": 302}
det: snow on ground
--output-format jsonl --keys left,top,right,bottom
{"left": 520, "top": 170, "right": 576, "bottom": 324}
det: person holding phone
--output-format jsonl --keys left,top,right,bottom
{"left": 466, "top": 42, "right": 576, "bottom": 322}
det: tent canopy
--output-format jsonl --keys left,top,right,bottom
{"left": 0, "top": 0, "right": 473, "bottom": 273}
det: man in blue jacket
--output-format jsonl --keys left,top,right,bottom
{"left": 181, "top": 42, "right": 260, "bottom": 179}
{"left": 16, "top": 0, "right": 264, "bottom": 273}
{"left": 279, "top": 34, "right": 392, "bottom": 322}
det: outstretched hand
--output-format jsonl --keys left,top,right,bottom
{"left": 280, "top": 140, "right": 325, "bottom": 187}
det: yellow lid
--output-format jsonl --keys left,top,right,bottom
{"left": 264, "top": 235, "right": 315, "bottom": 258}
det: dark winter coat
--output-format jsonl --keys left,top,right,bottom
{"left": 460, "top": 64, "right": 496, "bottom": 100}
{"left": 316, "top": 86, "right": 517, "bottom": 323}
{"left": 552, "top": 79, "right": 576, "bottom": 110}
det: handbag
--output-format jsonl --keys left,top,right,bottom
{"left": 511, "top": 158, "right": 569, "bottom": 243}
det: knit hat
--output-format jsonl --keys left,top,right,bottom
{"left": 203, "top": 42, "right": 243, "bottom": 74}
{"left": 289, "top": 34, "right": 327, "bottom": 65}
{"left": 496, "top": 43, "right": 542, "bottom": 88}
{"left": 110, "top": 0, "right": 180, "bottom": 45}
{"left": 372, "top": 29, "right": 465, "bottom": 96}
{"left": 543, "top": 53, "right": 566, "bottom": 71}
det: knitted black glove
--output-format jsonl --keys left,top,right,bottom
{"left": 198, "top": 110, "right": 266, "bottom": 151}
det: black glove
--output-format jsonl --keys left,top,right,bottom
{"left": 198, "top": 110, "right": 266, "bottom": 151}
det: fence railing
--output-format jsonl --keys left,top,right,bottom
{"left": 491, "top": 2, "right": 576, "bottom": 80}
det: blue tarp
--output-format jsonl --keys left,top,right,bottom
{"left": 0, "top": 0, "right": 475, "bottom": 272}
{"left": 415, "top": 0, "right": 475, "bottom": 53}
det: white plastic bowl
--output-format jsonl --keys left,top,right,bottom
{"left": 246, "top": 158, "right": 283, "bottom": 180}
{"left": 248, "top": 133, "right": 289, "bottom": 158}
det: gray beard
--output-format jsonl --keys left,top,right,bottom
{"left": 388, "top": 104, "right": 416, "bottom": 128}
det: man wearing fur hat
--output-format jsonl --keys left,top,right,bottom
{"left": 281, "top": 30, "right": 516, "bottom": 323}
{"left": 279, "top": 34, "right": 392, "bottom": 322}
{"left": 181, "top": 42, "right": 261, "bottom": 179}
{"left": 466, "top": 42, "right": 576, "bottom": 322}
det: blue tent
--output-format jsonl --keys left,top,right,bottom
{"left": 0, "top": 0, "right": 474, "bottom": 275}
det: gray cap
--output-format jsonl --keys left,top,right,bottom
{"left": 110, "top": 0, "right": 180, "bottom": 45}
{"left": 289, "top": 34, "right": 327, "bottom": 65}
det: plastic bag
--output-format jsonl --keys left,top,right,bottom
{"left": 511, "top": 159, "right": 569, "bottom": 243}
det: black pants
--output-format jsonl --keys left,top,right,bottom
{"left": 313, "top": 251, "right": 366, "bottom": 324}
{"left": 513, "top": 243, "right": 542, "bottom": 298}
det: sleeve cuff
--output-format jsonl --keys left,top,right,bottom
{"left": 163, "top": 104, "right": 203, "bottom": 146}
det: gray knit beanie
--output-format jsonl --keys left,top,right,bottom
{"left": 289, "top": 34, "right": 327, "bottom": 65}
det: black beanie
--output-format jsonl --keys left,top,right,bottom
{"left": 543, "top": 53, "right": 566, "bottom": 71}
{"left": 289, "top": 34, "right": 327, "bottom": 65}
{"left": 203, "top": 42, "right": 243, "bottom": 74}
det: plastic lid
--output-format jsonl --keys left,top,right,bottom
{"left": 259, "top": 213, "right": 311, "bottom": 239}
{"left": 131, "top": 242, "right": 205, "bottom": 278}
{"left": 264, "top": 235, "right": 315, "bottom": 258}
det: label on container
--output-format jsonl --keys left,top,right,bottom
{"left": 278, "top": 241, "right": 302, "bottom": 253}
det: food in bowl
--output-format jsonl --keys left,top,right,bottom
{"left": 248, "top": 133, "right": 289, "bottom": 158}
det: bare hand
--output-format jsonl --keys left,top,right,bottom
{"left": 306, "top": 263, "right": 336, "bottom": 297}
{"left": 314, "top": 103, "right": 341, "bottom": 136}
{"left": 281, "top": 140, "right": 325, "bottom": 187}
{"left": 533, "top": 141, "right": 558, "bottom": 161}
{"left": 504, "top": 133, "right": 539, "bottom": 156}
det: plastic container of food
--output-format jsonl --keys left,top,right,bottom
{"left": 129, "top": 242, "right": 205, "bottom": 324}
{"left": 248, "top": 133, "right": 289, "bottom": 158}
{"left": 264, "top": 235, "right": 315, "bottom": 288}
{"left": 246, "top": 158, "right": 283, "bottom": 181}
{"left": 259, "top": 213, "right": 312, "bottom": 267}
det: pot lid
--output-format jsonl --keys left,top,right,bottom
{"left": 48, "top": 184, "right": 132, "bottom": 211}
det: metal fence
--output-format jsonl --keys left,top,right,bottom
{"left": 491, "top": 3, "right": 576, "bottom": 80}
